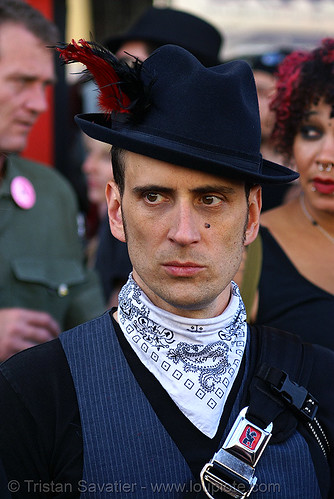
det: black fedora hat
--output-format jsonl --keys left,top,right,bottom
{"left": 104, "top": 6, "right": 223, "bottom": 67}
{"left": 59, "top": 42, "right": 298, "bottom": 184}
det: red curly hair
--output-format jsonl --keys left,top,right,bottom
{"left": 270, "top": 38, "right": 334, "bottom": 160}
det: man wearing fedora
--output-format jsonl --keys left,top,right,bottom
{"left": 0, "top": 41, "right": 332, "bottom": 498}
{"left": 81, "top": 5, "right": 223, "bottom": 305}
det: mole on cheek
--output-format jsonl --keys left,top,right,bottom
{"left": 204, "top": 223, "right": 211, "bottom": 228}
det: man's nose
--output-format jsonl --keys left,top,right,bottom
{"left": 25, "top": 84, "right": 48, "bottom": 115}
{"left": 167, "top": 202, "right": 201, "bottom": 246}
{"left": 82, "top": 154, "right": 94, "bottom": 174}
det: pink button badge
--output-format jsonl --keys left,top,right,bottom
{"left": 10, "top": 176, "right": 36, "bottom": 210}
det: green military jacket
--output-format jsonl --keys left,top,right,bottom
{"left": 0, "top": 154, "right": 105, "bottom": 329}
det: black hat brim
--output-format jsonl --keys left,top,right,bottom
{"left": 76, "top": 113, "right": 299, "bottom": 185}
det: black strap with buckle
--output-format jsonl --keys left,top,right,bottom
{"left": 200, "top": 327, "right": 323, "bottom": 499}
{"left": 258, "top": 365, "right": 318, "bottom": 421}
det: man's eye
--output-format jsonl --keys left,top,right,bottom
{"left": 299, "top": 126, "right": 322, "bottom": 140}
{"left": 202, "top": 195, "right": 221, "bottom": 205}
{"left": 145, "top": 192, "right": 163, "bottom": 203}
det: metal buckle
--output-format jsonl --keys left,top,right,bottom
{"left": 200, "top": 407, "right": 273, "bottom": 498}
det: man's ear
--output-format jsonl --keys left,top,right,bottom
{"left": 244, "top": 185, "right": 262, "bottom": 246}
{"left": 106, "top": 181, "right": 126, "bottom": 242}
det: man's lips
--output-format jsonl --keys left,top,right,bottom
{"left": 15, "top": 121, "right": 35, "bottom": 132}
{"left": 313, "top": 177, "right": 334, "bottom": 195}
{"left": 87, "top": 178, "right": 99, "bottom": 189}
{"left": 163, "top": 261, "right": 205, "bottom": 277}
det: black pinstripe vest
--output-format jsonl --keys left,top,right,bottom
{"left": 60, "top": 312, "right": 321, "bottom": 498}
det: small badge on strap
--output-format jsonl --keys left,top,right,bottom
{"left": 239, "top": 425, "right": 262, "bottom": 451}
{"left": 200, "top": 407, "right": 273, "bottom": 498}
{"left": 11, "top": 176, "right": 36, "bottom": 210}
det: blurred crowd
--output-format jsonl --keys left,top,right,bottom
{"left": 0, "top": 2, "right": 333, "bottom": 496}
{"left": 0, "top": 0, "right": 333, "bottom": 361}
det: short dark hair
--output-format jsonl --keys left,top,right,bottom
{"left": 112, "top": 146, "right": 255, "bottom": 200}
{"left": 0, "top": 0, "right": 59, "bottom": 48}
{"left": 111, "top": 146, "right": 126, "bottom": 197}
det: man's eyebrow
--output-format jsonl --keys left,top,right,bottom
{"left": 132, "top": 184, "right": 236, "bottom": 195}
{"left": 12, "top": 72, "right": 56, "bottom": 85}
{"left": 132, "top": 185, "right": 173, "bottom": 195}
{"left": 191, "top": 184, "right": 236, "bottom": 195}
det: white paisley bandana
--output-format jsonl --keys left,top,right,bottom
{"left": 117, "top": 274, "right": 248, "bottom": 438}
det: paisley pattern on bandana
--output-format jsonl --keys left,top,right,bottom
{"left": 118, "top": 275, "right": 247, "bottom": 438}
{"left": 167, "top": 341, "right": 229, "bottom": 393}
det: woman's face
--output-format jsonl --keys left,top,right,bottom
{"left": 293, "top": 98, "right": 334, "bottom": 213}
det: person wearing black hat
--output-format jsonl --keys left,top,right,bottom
{"left": 80, "top": 6, "right": 224, "bottom": 306}
{"left": 0, "top": 42, "right": 332, "bottom": 498}
{"left": 104, "top": 6, "right": 223, "bottom": 67}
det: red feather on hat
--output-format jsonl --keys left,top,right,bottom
{"left": 57, "top": 39, "right": 131, "bottom": 114}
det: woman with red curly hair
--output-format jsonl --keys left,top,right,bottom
{"left": 237, "top": 38, "right": 334, "bottom": 350}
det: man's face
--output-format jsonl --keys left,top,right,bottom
{"left": 253, "top": 70, "right": 276, "bottom": 141}
{"left": 82, "top": 134, "right": 113, "bottom": 209}
{"left": 115, "top": 40, "right": 151, "bottom": 64}
{"left": 0, "top": 23, "right": 55, "bottom": 154}
{"left": 107, "top": 152, "right": 261, "bottom": 318}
